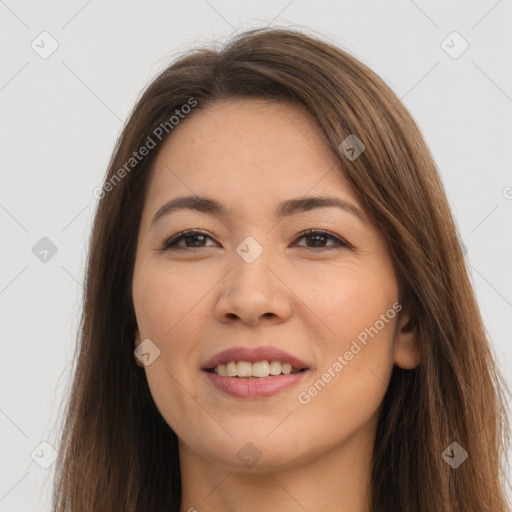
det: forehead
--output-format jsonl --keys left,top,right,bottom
{"left": 143, "top": 98, "right": 362, "bottom": 218}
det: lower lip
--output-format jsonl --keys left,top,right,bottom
{"left": 203, "top": 369, "right": 310, "bottom": 398}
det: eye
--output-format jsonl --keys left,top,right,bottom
{"left": 163, "top": 229, "right": 350, "bottom": 251}
{"left": 163, "top": 230, "right": 217, "bottom": 250}
{"left": 293, "top": 229, "right": 351, "bottom": 250}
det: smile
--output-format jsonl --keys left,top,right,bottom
{"left": 207, "top": 360, "right": 306, "bottom": 378}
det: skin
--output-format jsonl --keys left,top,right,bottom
{"left": 132, "top": 98, "right": 421, "bottom": 512}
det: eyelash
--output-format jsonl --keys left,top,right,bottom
{"left": 162, "top": 229, "right": 351, "bottom": 252}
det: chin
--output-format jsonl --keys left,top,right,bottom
{"left": 190, "top": 430, "right": 309, "bottom": 473}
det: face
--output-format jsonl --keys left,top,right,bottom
{"left": 131, "top": 98, "right": 419, "bottom": 472}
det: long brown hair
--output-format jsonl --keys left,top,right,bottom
{"left": 51, "top": 27, "right": 511, "bottom": 511}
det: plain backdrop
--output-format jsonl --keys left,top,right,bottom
{"left": 1, "top": 1, "right": 511, "bottom": 510}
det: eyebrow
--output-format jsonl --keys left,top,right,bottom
{"left": 150, "top": 194, "right": 367, "bottom": 228}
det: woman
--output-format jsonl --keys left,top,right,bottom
{"left": 52, "top": 27, "right": 511, "bottom": 511}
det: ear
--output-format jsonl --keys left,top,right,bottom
{"left": 393, "top": 305, "right": 421, "bottom": 369}
{"left": 134, "top": 328, "right": 145, "bottom": 367}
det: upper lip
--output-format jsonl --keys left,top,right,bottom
{"left": 202, "top": 345, "right": 310, "bottom": 370}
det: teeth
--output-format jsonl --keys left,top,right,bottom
{"left": 237, "top": 361, "right": 252, "bottom": 377}
{"left": 212, "top": 360, "right": 301, "bottom": 378}
{"left": 225, "top": 362, "right": 236, "bottom": 376}
{"left": 252, "top": 361, "right": 270, "bottom": 377}
{"left": 269, "top": 360, "right": 282, "bottom": 375}
{"left": 281, "top": 363, "right": 292, "bottom": 375}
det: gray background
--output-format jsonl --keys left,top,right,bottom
{"left": 1, "top": 1, "right": 511, "bottom": 510}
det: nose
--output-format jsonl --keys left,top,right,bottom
{"left": 214, "top": 244, "right": 292, "bottom": 328}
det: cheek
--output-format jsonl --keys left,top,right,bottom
{"left": 295, "top": 318, "right": 396, "bottom": 446}
{"left": 132, "top": 264, "right": 213, "bottom": 429}
{"left": 296, "top": 261, "right": 398, "bottom": 345}
{"left": 133, "top": 261, "right": 209, "bottom": 339}
{"left": 292, "top": 264, "right": 397, "bottom": 421}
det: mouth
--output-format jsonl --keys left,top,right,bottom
{"left": 201, "top": 345, "right": 311, "bottom": 376}
{"left": 204, "top": 361, "right": 309, "bottom": 379}
{"left": 200, "top": 345, "right": 311, "bottom": 398}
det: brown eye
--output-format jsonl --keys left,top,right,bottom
{"left": 293, "top": 229, "right": 350, "bottom": 250}
{"left": 164, "top": 230, "right": 216, "bottom": 250}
